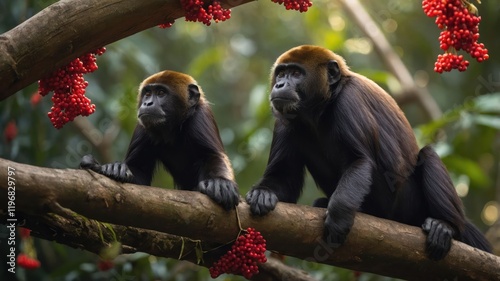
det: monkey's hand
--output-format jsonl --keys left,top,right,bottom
{"left": 422, "top": 217, "right": 454, "bottom": 260}
{"left": 80, "top": 154, "right": 102, "bottom": 171}
{"left": 80, "top": 154, "right": 134, "bottom": 183}
{"left": 198, "top": 178, "right": 240, "bottom": 211}
{"left": 323, "top": 208, "right": 354, "bottom": 249}
{"left": 245, "top": 187, "right": 278, "bottom": 216}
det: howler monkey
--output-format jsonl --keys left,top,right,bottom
{"left": 81, "top": 70, "right": 239, "bottom": 210}
{"left": 245, "top": 45, "right": 491, "bottom": 260}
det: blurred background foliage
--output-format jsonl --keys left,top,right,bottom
{"left": 1, "top": 0, "right": 499, "bottom": 280}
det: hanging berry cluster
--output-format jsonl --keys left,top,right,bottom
{"left": 4, "top": 120, "right": 17, "bottom": 144}
{"left": 271, "top": 0, "right": 313, "bottom": 12}
{"left": 17, "top": 227, "right": 41, "bottom": 270}
{"left": 37, "top": 47, "right": 106, "bottom": 129}
{"left": 181, "top": 0, "right": 231, "bottom": 26}
{"left": 159, "top": 0, "right": 313, "bottom": 28}
{"left": 209, "top": 227, "right": 267, "bottom": 279}
{"left": 422, "top": 0, "right": 489, "bottom": 73}
{"left": 17, "top": 254, "right": 41, "bottom": 270}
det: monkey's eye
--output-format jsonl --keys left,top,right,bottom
{"left": 144, "top": 91, "right": 152, "bottom": 97}
{"left": 276, "top": 71, "right": 285, "bottom": 78}
{"left": 292, "top": 70, "right": 302, "bottom": 77}
{"left": 157, "top": 89, "right": 166, "bottom": 96}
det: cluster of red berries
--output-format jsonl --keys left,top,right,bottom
{"left": 209, "top": 228, "right": 267, "bottom": 279}
{"left": 97, "top": 260, "right": 114, "bottom": 271}
{"left": 271, "top": 0, "right": 313, "bottom": 12}
{"left": 422, "top": 0, "right": 488, "bottom": 73}
{"left": 158, "top": 22, "right": 174, "bottom": 29}
{"left": 4, "top": 120, "right": 17, "bottom": 143}
{"left": 17, "top": 253, "right": 41, "bottom": 270}
{"left": 181, "top": 0, "right": 231, "bottom": 26}
{"left": 37, "top": 47, "right": 106, "bottom": 129}
{"left": 19, "top": 227, "right": 31, "bottom": 239}
{"left": 434, "top": 53, "right": 469, "bottom": 73}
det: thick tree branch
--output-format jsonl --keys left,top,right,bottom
{"left": 0, "top": 0, "right": 253, "bottom": 99}
{"left": 6, "top": 212, "right": 315, "bottom": 281}
{"left": 0, "top": 158, "right": 499, "bottom": 280}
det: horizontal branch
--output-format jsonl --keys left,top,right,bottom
{"left": 0, "top": 0, "right": 253, "bottom": 99}
{"left": 1, "top": 158, "right": 499, "bottom": 280}
{"left": 7, "top": 212, "right": 315, "bottom": 281}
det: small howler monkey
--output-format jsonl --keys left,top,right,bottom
{"left": 81, "top": 70, "right": 239, "bottom": 210}
{"left": 245, "top": 45, "right": 491, "bottom": 260}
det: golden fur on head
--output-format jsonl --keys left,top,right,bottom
{"left": 273, "top": 45, "right": 351, "bottom": 78}
{"left": 138, "top": 70, "right": 206, "bottom": 105}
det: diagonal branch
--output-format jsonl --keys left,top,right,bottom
{"left": 338, "top": 0, "right": 442, "bottom": 120}
{"left": 0, "top": 157, "right": 499, "bottom": 280}
{"left": 0, "top": 0, "right": 254, "bottom": 99}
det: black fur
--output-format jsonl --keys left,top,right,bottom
{"left": 81, "top": 71, "right": 239, "bottom": 210}
{"left": 245, "top": 45, "right": 491, "bottom": 260}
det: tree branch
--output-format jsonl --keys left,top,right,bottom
{"left": 7, "top": 212, "right": 316, "bottom": 281}
{"left": 0, "top": 0, "right": 253, "bottom": 100}
{"left": 338, "top": 0, "right": 442, "bottom": 120}
{"left": 1, "top": 158, "right": 498, "bottom": 280}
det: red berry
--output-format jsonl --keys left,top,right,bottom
{"left": 422, "top": 0, "right": 488, "bottom": 73}
{"left": 209, "top": 228, "right": 267, "bottom": 279}
{"left": 37, "top": 47, "right": 105, "bottom": 129}
{"left": 97, "top": 260, "right": 114, "bottom": 271}
{"left": 271, "top": 0, "right": 312, "bottom": 12}
{"left": 17, "top": 253, "right": 41, "bottom": 270}
{"left": 30, "top": 92, "right": 43, "bottom": 106}
{"left": 19, "top": 227, "right": 31, "bottom": 239}
{"left": 4, "top": 120, "right": 17, "bottom": 143}
{"left": 179, "top": 0, "right": 231, "bottom": 26}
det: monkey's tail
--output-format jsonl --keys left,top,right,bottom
{"left": 417, "top": 146, "right": 491, "bottom": 253}
{"left": 462, "top": 221, "right": 492, "bottom": 252}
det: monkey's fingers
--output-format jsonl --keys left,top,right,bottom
{"left": 198, "top": 179, "right": 238, "bottom": 211}
{"left": 245, "top": 187, "right": 278, "bottom": 216}
{"left": 117, "top": 163, "right": 134, "bottom": 183}
{"left": 422, "top": 218, "right": 453, "bottom": 260}
{"left": 100, "top": 162, "right": 126, "bottom": 182}
{"left": 217, "top": 179, "right": 239, "bottom": 210}
{"left": 80, "top": 154, "right": 101, "bottom": 171}
{"left": 323, "top": 214, "right": 347, "bottom": 249}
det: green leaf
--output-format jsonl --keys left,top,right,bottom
{"left": 473, "top": 92, "right": 500, "bottom": 113}
{"left": 442, "top": 155, "right": 491, "bottom": 188}
{"left": 471, "top": 114, "right": 500, "bottom": 130}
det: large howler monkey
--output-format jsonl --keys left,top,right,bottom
{"left": 245, "top": 45, "right": 491, "bottom": 260}
{"left": 81, "top": 70, "right": 239, "bottom": 210}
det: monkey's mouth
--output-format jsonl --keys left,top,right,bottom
{"left": 271, "top": 97, "right": 298, "bottom": 113}
{"left": 138, "top": 113, "right": 166, "bottom": 127}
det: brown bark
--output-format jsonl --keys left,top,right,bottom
{"left": 0, "top": 0, "right": 253, "bottom": 99}
{"left": 1, "top": 158, "right": 499, "bottom": 280}
{"left": 9, "top": 212, "right": 315, "bottom": 281}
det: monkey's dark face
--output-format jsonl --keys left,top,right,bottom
{"left": 270, "top": 46, "right": 344, "bottom": 119}
{"left": 138, "top": 83, "right": 186, "bottom": 129}
{"left": 270, "top": 63, "right": 305, "bottom": 115}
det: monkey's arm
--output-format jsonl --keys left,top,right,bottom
{"left": 322, "top": 91, "right": 377, "bottom": 246}
{"left": 246, "top": 122, "right": 306, "bottom": 215}
{"left": 121, "top": 126, "right": 158, "bottom": 185}
{"left": 80, "top": 126, "right": 157, "bottom": 185}
{"left": 189, "top": 108, "right": 240, "bottom": 210}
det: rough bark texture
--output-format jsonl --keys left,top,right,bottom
{"left": 1, "top": 158, "right": 499, "bottom": 280}
{"left": 0, "top": 0, "right": 253, "bottom": 99}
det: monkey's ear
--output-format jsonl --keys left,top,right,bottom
{"left": 327, "top": 60, "right": 341, "bottom": 86}
{"left": 187, "top": 84, "right": 201, "bottom": 107}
